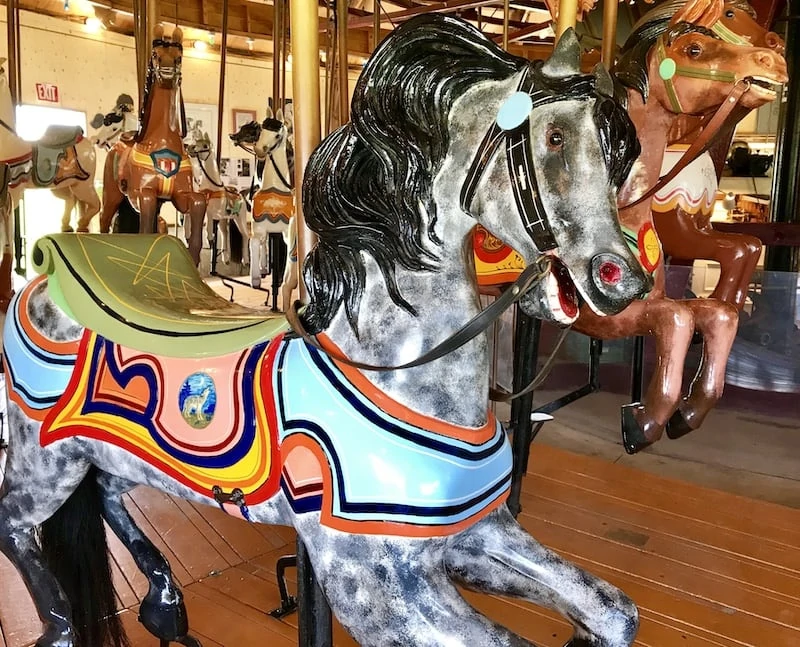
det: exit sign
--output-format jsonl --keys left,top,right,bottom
{"left": 35, "top": 83, "right": 59, "bottom": 103}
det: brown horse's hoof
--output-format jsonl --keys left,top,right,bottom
{"left": 621, "top": 404, "right": 653, "bottom": 454}
{"left": 666, "top": 406, "right": 697, "bottom": 439}
{"left": 61, "top": 226, "right": 74, "bottom": 233}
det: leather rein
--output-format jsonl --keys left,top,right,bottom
{"left": 287, "top": 256, "right": 569, "bottom": 403}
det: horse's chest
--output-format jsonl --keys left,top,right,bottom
{"left": 652, "top": 149, "right": 717, "bottom": 216}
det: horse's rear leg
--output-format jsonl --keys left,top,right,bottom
{"left": 174, "top": 192, "right": 206, "bottom": 266}
{"left": 445, "top": 506, "right": 638, "bottom": 647}
{"left": 71, "top": 182, "right": 102, "bottom": 233}
{"left": 295, "top": 522, "right": 534, "bottom": 646}
{"left": 96, "top": 472, "right": 200, "bottom": 645}
{"left": 668, "top": 299, "right": 738, "bottom": 438}
{"left": 0, "top": 411, "right": 92, "bottom": 645}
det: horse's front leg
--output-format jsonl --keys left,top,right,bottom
{"left": 137, "top": 187, "right": 160, "bottom": 235}
{"left": 96, "top": 472, "right": 201, "bottom": 646}
{"left": 668, "top": 298, "right": 738, "bottom": 437}
{"left": 174, "top": 190, "right": 206, "bottom": 265}
{"left": 653, "top": 208, "right": 761, "bottom": 310}
{"left": 573, "top": 298, "right": 695, "bottom": 453}
{"left": 445, "top": 506, "right": 638, "bottom": 647}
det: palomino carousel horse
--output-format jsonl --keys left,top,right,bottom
{"left": 0, "top": 60, "right": 100, "bottom": 234}
{"left": 0, "top": 16, "right": 652, "bottom": 647}
{"left": 99, "top": 27, "right": 205, "bottom": 265}
{"left": 90, "top": 94, "right": 137, "bottom": 151}
{"left": 184, "top": 127, "right": 249, "bottom": 265}
{"left": 230, "top": 108, "right": 296, "bottom": 308}
{"left": 650, "top": 0, "right": 784, "bottom": 310}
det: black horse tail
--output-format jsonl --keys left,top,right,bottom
{"left": 229, "top": 219, "right": 244, "bottom": 265}
{"left": 40, "top": 467, "right": 130, "bottom": 647}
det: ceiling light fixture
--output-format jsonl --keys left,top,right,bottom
{"left": 84, "top": 16, "right": 103, "bottom": 32}
{"left": 193, "top": 40, "right": 209, "bottom": 51}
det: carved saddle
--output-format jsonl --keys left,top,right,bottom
{"left": 32, "top": 125, "right": 88, "bottom": 186}
{"left": 32, "top": 234, "right": 290, "bottom": 357}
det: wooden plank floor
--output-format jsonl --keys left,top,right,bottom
{"left": 1, "top": 444, "right": 798, "bottom": 646}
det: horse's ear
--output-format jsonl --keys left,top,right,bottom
{"left": 276, "top": 108, "right": 285, "bottom": 123}
{"left": 172, "top": 27, "right": 183, "bottom": 45}
{"left": 669, "top": 0, "right": 721, "bottom": 27}
{"left": 153, "top": 24, "right": 164, "bottom": 41}
{"left": 593, "top": 63, "right": 615, "bottom": 97}
{"left": 266, "top": 106, "right": 274, "bottom": 119}
{"left": 541, "top": 27, "right": 582, "bottom": 79}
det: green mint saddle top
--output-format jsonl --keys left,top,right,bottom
{"left": 32, "top": 234, "right": 291, "bottom": 358}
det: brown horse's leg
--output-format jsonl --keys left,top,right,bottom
{"left": 573, "top": 298, "right": 695, "bottom": 453}
{"left": 654, "top": 209, "right": 762, "bottom": 310}
{"left": 667, "top": 298, "right": 738, "bottom": 438}
{"left": 138, "top": 188, "right": 159, "bottom": 235}
{"left": 100, "top": 154, "right": 124, "bottom": 233}
{"left": 174, "top": 191, "right": 206, "bottom": 266}
{"left": 70, "top": 182, "right": 102, "bottom": 232}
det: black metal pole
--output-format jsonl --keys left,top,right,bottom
{"left": 507, "top": 311, "right": 541, "bottom": 518}
{"left": 630, "top": 336, "right": 644, "bottom": 403}
{"left": 296, "top": 538, "right": 332, "bottom": 647}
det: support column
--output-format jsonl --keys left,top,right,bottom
{"left": 601, "top": 0, "right": 619, "bottom": 68}
{"left": 336, "top": 0, "right": 350, "bottom": 124}
{"left": 555, "top": 0, "right": 578, "bottom": 40}
{"left": 6, "top": 0, "right": 21, "bottom": 105}
{"left": 290, "top": 0, "right": 322, "bottom": 300}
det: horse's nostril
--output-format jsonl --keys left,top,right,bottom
{"left": 598, "top": 261, "right": 622, "bottom": 285}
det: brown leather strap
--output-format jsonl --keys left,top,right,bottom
{"left": 619, "top": 79, "right": 750, "bottom": 213}
{"left": 286, "top": 256, "right": 552, "bottom": 373}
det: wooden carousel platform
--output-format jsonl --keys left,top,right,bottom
{"left": 1, "top": 443, "right": 798, "bottom": 646}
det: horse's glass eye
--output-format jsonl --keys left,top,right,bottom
{"left": 725, "top": 9, "right": 735, "bottom": 17}
{"left": 547, "top": 128, "right": 564, "bottom": 150}
{"left": 687, "top": 43, "right": 703, "bottom": 58}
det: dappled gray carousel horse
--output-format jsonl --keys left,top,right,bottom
{"left": 0, "top": 15, "right": 651, "bottom": 647}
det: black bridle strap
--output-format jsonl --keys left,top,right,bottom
{"left": 286, "top": 256, "right": 551, "bottom": 373}
{"left": 268, "top": 152, "right": 293, "bottom": 190}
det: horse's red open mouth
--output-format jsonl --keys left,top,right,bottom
{"left": 546, "top": 255, "right": 579, "bottom": 323}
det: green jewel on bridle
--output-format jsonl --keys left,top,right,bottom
{"left": 656, "top": 32, "right": 738, "bottom": 113}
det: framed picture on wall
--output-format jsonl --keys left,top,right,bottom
{"left": 184, "top": 102, "right": 218, "bottom": 151}
{"left": 233, "top": 109, "right": 258, "bottom": 133}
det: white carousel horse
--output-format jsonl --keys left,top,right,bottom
{"left": 89, "top": 94, "right": 137, "bottom": 151}
{"left": 0, "top": 61, "right": 100, "bottom": 234}
{"left": 230, "top": 107, "right": 296, "bottom": 308}
{"left": 0, "top": 17, "right": 652, "bottom": 647}
{"left": 184, "top": 127, "right": 250, "bottom": 265}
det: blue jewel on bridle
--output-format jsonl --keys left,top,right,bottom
{"left": 460, "top": 66, "right": 558, "bottom": 252}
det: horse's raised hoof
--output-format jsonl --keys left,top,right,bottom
{"left": 621, "top": 404, "right": 654, "bottom": 454}
{"left": 666, "top": 404, "right": 698, "bottom": 440}
{"left": 35, "top": 624, "right": 76, "bottom": 647}
{"left": 139, "top": 594, "right": 190, "bottom": 642}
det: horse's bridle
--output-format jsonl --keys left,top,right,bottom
{"left": 460, "top": 66, "right": 558, "bottom": 252}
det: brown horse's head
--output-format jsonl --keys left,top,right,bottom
{"left": 150, "top": 26, "right": 184, "bottom": 88}
{"left": 715, "top": 1, "right": 785, "bottom": 53}
{"left": 617, "top": 0, "right": 787, "bottom": 114}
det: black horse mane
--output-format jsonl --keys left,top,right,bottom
{"left": 615, "top": 17, "right": 719, "bottom": 102}
{"left": 301, "top": 14, "right": 638, "bottom": 333}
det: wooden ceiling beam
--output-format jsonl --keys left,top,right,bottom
{"left": 345, "top": 0, "right": 499, "bottom": 29}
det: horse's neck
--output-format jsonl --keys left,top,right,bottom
{"left": 261, "top": 144, "right": 290, "bottom": 190}
{"left": 193, "top": 156, "right": 222, "bottom": 189}
{"left": 139, "top": 86, "right": 184, "bottom": 150}
{"left": 617, "top": 89, "right": 674, "bottom": 231}
{"left": 322, "top": 232, "right": 490, "bottom": 429}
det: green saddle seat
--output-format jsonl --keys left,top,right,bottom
{"left": 32, "top": 234, "right": 291, "bottom": 358}
{"left": 40, "top": 125, "right": 83, "bottom": 148}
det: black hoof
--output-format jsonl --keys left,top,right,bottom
{"left": 621, "top": 404, "right": 653, "bottom": 455}
{"left": 666, "top": 407, "right": 695, "bottom": 440}
{"left": 35, "top": 624, "right": 76, "bottom": 647}
{"left": 139, "top": 594, "right": 189, "bottom": 643}
{"left": 563, "top": 638, "right": 593, "bottom": 647}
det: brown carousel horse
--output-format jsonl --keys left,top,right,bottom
{"left": 475, "top": 0, "right": 787, "bottom": 453}
{"left": 579, "top": 0, "right": 786, "bottom": 452}
{"left": 99, "top": 27, "right": 205, "bottom": 265}
{"left": 650, "top": 0, "right": 784, "bottom": 310}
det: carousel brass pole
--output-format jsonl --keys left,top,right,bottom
{"left": 337, "top": 0, "right": 350, "bottom": 124}
{"left": 373, "top": 0, "right": 381, "bottom": 50}
{"left": 601, "top": 0, "right": 619, "bottom": 68}
{"left": 217, "top": 0, "right": 229, "bottom": 162}
{"left": 273, "top": 0, "right": 283, "bottom": 110}
{"left": 290, "top": 0, "right": 322, "bottom": 301}
{"left": 555, "top": 0, "right": 578, "bottom": 40}
{"left": 502, "top": 0, "right": 509, "bottom": 50}
{"left": 6, "top": 0, "right": 20, "bottom": 105}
